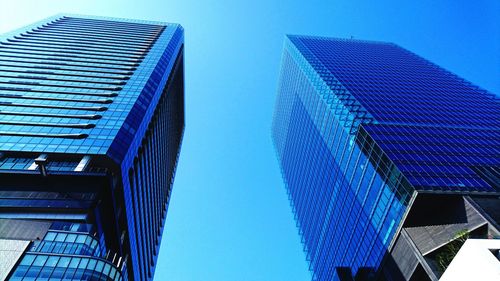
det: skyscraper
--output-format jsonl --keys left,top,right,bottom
{"left": 0, "top": 15, "right": 184, "bottom": 281}
{"left": 272, "top": 36, "right": 499, "bottom": 281}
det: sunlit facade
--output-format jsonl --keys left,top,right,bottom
{"left": 272, "top": 36, "right": 499, "bottom": 280}
{"left": 0, "top": 15, "right": 184, "bottom": 281}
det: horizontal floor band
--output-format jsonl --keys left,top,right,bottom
{"left": 0, "top": 86, "right": 118, "bottom": 97}
{"left": 0, "top": 58, "right": 138, "bottom": 71}
{"left": 0, "top": 101, "right": 108, "bottom": 111}
{"left": 0, "top": 68, "right": 129, "bottom": 80}
{"left": 1, "top": 41, "right": 146, "bottom": 57}
{"left": 0, "top": 48, "right": 143, "bottom": 64}
{"left": 31, "top": 28, "right": 158, "bottom": 42}
{"left": 0, "top": 120, "right": 95, "bottom": 129}
{"left": 0, "top": 48, "right": 143, "bottom": 66}
{"left": 7, "top": 38, "right": 149, "bottom": 53}
{"left": 0, "top": 93, "right": 113, "bottom": 104}
{"left": 21, "top": 33, "right": 153, "bottom": 48}
{"left": 0, "top": 80, "right": 122, "bottom": 91}
{"left": 1, "top": 44, "right": 145, "bottom": 60}
{"left": 13, "top": 36, "right": 151, "bottom": 52}
{"left": 0, "top": 110, "right": 102, "bottom": 119}
{"left": 0, "top": 131, "right": 88, "bottom": 139}
{"left": 0, "top": 73, "right": 126, "bottom": 86}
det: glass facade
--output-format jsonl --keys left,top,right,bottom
{"left": 272, "top": 36, "right": 499, "bottom": 280}
{"left": 10, "top": 223, "right": 123, "bottom": 281}
{"left": 0, "top": 14, "right": 184, "bottom": 281}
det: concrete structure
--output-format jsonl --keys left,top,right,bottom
{"left": 440, "top": 239, "right": 500, "bottom": 281}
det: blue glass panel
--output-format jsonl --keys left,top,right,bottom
{"left": 270, "top": 35, "right": 499, "bottom": 280}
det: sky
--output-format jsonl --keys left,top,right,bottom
{"left": 0, "top": 1, "right": 498, "bottom": 281}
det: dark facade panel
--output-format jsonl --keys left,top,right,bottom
{"left": 384, "top": 232, "right": 420, "bottom": 280}
{"left": 0, "top": 219, "right": 51, "bottom": 240}
{"left": 404, "top": 196, "right": 487, "bottom": 255}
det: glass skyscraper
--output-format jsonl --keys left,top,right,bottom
{"left": 0, "top": 15, "right": 184, "bottom": 281}
{"left": 272, "top": 36, "right": 499, "bottom": 281}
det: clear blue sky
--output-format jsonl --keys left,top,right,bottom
{"left": 1, "top": 1, "right": 498, "bottom": 280}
